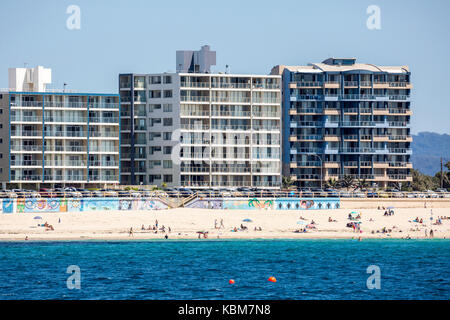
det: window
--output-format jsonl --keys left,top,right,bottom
{"left": 149, "top": 76, "right": 161, "bottom": 84}
{"left": 163, "top": 175, "right": 173, "bottom": 183}
{"left": 149, "top": 90, "right": 162, "bottom": 99}
{"left": 163, "top": 104, "right": 172, "bottom": 112}
{"left": 0, "top": 138, "right": 2, "bottom": 143}
{"left": 163, "top": 118, "right": 173, "bottom": 126}
{"left": 163, "top": 132, "right": 172, "bottom": 140}
{"left": 163, "top": 146, "right": 172, "bottom": 154}
{"left": 163, "top": 76, "right": 172, "bottom": 84}
{"left": 164, "top": 90, "right": 173, "bottom": 98}
{"left": 163, "top": 160, "right": 172, "bottom": 168}
{"left": 151, "top": 118, "right": 161, "bottom": 126}
{"left": 149, "top": 104, "right": 161, "bottom": 112}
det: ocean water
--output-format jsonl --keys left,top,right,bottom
{"left": 0, "top": 239, "right": 448, "bottom": 300}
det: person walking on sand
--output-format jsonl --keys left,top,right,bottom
{"left": 129, "top": 227, "right": 134, "bottom": 237}
{"left": 425, "top": 229, "right": 428, "bottom": 238}
{"left": 214, "top": 219, "right": 217, "bottom": 229}
{"left": 155, "top": 219, "right": 158, "bottom": 228}
{"left": 430, "top": 229, "right": 434, "bottom": 238}
{"left": 220, "top": 219, "right": 224, "bottom": 229}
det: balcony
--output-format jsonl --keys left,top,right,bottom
{"left": 181, "top": 96, "right": 210, "bottom": 102}
{"left": 11, "top": 101, "right": 43, "bottom": 108}
{"left": 45, "top": 102, "right": 87, "bottom": 109}
{"left": 89, "top": 103, "right": 119, "bottom": 110}
{"left": 11, "top": 160, "right": 42, "bottom": 167}
{"left": 89, "top": 117, "right": 119, "bottom": 124}
{"left": 45, "top": 117, "right": 87, "bottom": 123}
{"left": 11, "top": 130, "right": 42, "bottom": 137}
{"left": 11, "top": 116, "right": 42, "bottom": 123}
{"left": 211, "top": 83, "right": 250, "bottom": 89}
{"left": 44, "top": 160, "right": 86, "bottom": 167}
{"left": 11, "top": 145, "right": 42, "bottom": 152}
{"left": 181, "top": 81, "right": 210, "bottom": 88}
{"left": 11, "top": 175, "right": 42, "bottom": 181}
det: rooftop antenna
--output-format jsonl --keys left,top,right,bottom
{"left": 225, "top": 65, "right": 229, "bottom": 74}
{"left": 63, "top": 83, "right": 67, "bottom": 93}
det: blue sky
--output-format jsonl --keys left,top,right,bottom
{"left": 0, "top": 0, "right": 449, "bottom": 134}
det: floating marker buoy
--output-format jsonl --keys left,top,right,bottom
{"left": 268, "top": 276, "right": 277, "bottom": 283}
{"left": 229, "top": 279, "right": 235, "bottom": 284}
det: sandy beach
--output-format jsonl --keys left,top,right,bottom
{"left": 0, "top": 207, "right": 449, "bottom": 241}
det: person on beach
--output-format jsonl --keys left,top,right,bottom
{"left": 129, "top": 227, "right": 134, "bottom": 237}
{"left": 164, "top": 234, "right": 168, "bottom": 239}
{"left": 141, "top": 224, "right": 145, "bottom": 230}
{"left": 220, "top": 219, "right": 224, "bottom": 229}
{"left": 25, "top": 236, "right": 28, "bottom": 241}
{"left": 155, "top": 220, "right": 158, "bottom": 228}
{"left": 430, "top": 229, "right": 434, "bottom": 238}
{"left": 425, "top": 229, "right": 428, "bottom": 238}
{"left": 214, "top": 219, "right": 217, "bottom": 229}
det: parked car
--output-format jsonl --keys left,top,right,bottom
{"left": 99, "top": 189, "right": 118, "bottom": 197}
{"left": 324, "top": 189, "right": 339, "bottom": 198}
{"left": 90, "top": 190, "right": 103, "bottom": 197}
{"left": 366, "top": 191, "right": 378, "bottom": 198}
{"left": 75, "top": 188, "right": 92, "bottom": 197}
{"left": 64, "top": 187, "right": 82, "bottom": 198}
{"left": 425, "top": 190, "right": 439, "bottom": 198}
{"left": 311, "top": 188, "right": 327, "bottom": 198}
{"left": 298, "top": 188, "right": 313, "bottom": 197}
{"left": 177, "top": 188, "right": 194, "bottom": 197}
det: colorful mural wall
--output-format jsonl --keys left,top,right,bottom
{"left": 0, "top": 198, "right": 168, "bottom": 214}
{"left": 187, "top": 198, "right": 340, "bottom": 210}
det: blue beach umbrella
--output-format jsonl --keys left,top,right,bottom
{"left": 33, "top": 216, "right": 42, "bottom": 220}
{"left": 242, "top": 219, "right": 253, "bottom": 222}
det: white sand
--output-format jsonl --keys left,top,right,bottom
{"left": 0, "top": 207, "right": 449, "bottom": 241}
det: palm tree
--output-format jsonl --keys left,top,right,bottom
{"left": 282, "top": 176, "right": 294, "bottom": 189}
{"left": 339, "top": 175, "right": 354, "bottom": 190}
{"left": 355, "top": 178, "right": 369, "bottom": 190}
{"left": 325, "top": 178, "right": 338, "bottom": 189}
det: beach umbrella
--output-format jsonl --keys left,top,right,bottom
{"left": 387, "top": 206, "right": 395, "bottom": 209}
{"left": 33, "top": 216, "right": 42, "bottom": 219}
{"left": 242, "top": 218, "right": 253, "bottom": 222}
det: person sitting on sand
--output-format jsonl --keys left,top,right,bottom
{"left": 233, "top": 227, "right": 238, "bottom": 232}
{"left": 311, "top": 220, "right": 316, "bottom": 225}
{"left": 259, "top": 227, "right": 262, "bottom": 231}
{"left": 147, "top": 225, "right": 151, "bottom": 230}
{"left": 141, "top": 224, "right": 145, "bottom": 230}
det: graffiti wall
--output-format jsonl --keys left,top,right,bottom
{"left": 185, "top": 198, "right": 223, "bottom": 209}
{"left": 274, "top": 198, "right": 340, "bottom": 210}
{"left": 1, "top": 197, "right": 168, "bottom": 214}
{"left": 192, "top": 198, "right": 340, "bottom": 210}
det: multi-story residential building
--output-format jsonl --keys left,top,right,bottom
{"left": 272, "top": 58, "right": 413, "bottom": 188}
{"left": 119, "top": 46, "right": 282, "bottom": 188}
{"left": 0, "top": 66, "right": 120, "bottom": 189}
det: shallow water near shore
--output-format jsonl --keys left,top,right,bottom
{"left": 0, "top": 239, "right": 448, "bottom": 300}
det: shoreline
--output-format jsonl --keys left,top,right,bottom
{"left": 0, "top": 207, "right": 448, "bottom": 241}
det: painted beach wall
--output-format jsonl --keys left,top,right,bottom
{"left": 186, "top": 198, "right": 340, "bottom": 210}
{"left": 0, "top": 198, "right": 168, "bottom": 214}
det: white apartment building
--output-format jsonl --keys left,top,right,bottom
{"left": 0, "top": 66, "right": 120, "bottom": 189}
{"left": 119, "top": 46, "right": 282, "bottom": 188}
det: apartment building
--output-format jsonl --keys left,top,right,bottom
{"left": 119, "top": 46, "right": 282, "bottom": 188}
{"left": 0, "top": 66, "right": 120, "bottom": 189}
{"left": 272, "top": 58, "right": 413, "bottom": 188}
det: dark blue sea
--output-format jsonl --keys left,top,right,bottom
{"left": 0, "top": 239, "right": 448, "bottom": 300}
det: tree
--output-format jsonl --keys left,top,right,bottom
{"left": 325, "top": 178, "right": 338, "bottom": 189}
{"left": 282, "top": 176, "right": 294, "bottom": 189}
{"left": 355, "top": 178, "right": 369, "bottom": 190}
{"left": 338, "top": 175, "right": 354, "bottom": 190}
{"left": 411, "top": 169, "right": 438, "bottom": 191}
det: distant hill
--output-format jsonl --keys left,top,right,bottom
{"left": 411, "top": 132, "right": 450, "bottom": 176}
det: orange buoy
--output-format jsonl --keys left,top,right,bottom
{"left": 229, "top": 279, "right": 235, "bottom": 284}
{"left": 268, "top": 276, "right": 277, "bottom": 283}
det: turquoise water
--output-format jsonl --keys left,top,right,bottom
{"left": 0, "top": 239, "right": 448, "bottom": 300}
